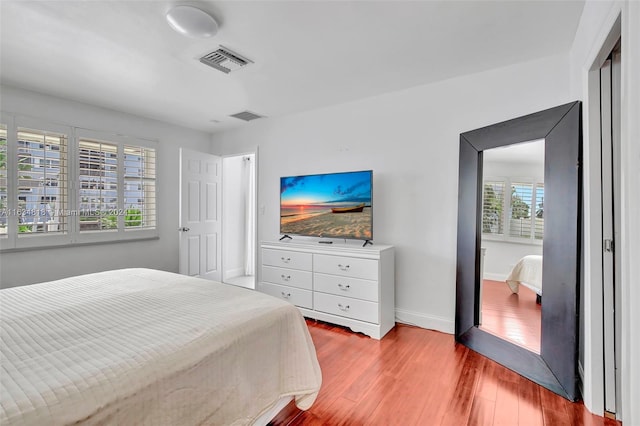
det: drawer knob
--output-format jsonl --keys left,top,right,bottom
{"left": 281, "top": 274, "right": 291, "bottom": 281}
{"left": 281, "top": 257, "right": 291, "bottom": 263}
{"left": 337, "top": 283, "right": 351, "bottom": 291}
{"left": 338, "top": 303, "right": 350, "bottom": 311}
{"left": 338, "top": 264, "right": 350, "bottom": 271}
{"left": 281, "top": 291, "right": 291, "bottom": 298}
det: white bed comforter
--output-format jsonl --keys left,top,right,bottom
{"left": 0, "top": 268, "right": 322, "bottom": 425}
{"left": 506, "top": 255, "right": 543, "bottom": 295}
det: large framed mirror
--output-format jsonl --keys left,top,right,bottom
{"left": 455, "top": 102, "right": 581, "bottom": 400}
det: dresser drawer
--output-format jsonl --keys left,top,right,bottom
{"left": 262, "top": 265, "right": 312, "bottom": 290}
{"left": 314, "top": 292, "right": 379, "bottom": 324}
{"left": 314, "top": 254, "right": 378, "bottom": 280}
{"left": 314, "top": 273, "right": 378, "bottom": 302}
{"left": 262, "top": 248, "right": 312, "bottom": 271}
{"left": 259, "top": 282, "right": 313, "bottom": 309}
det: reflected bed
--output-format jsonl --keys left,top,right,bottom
{"left": 0, "top": 268, "right": 322, "bottom": 425}
{"left": 506, "top": 255, "right": 543, "bottom": 296}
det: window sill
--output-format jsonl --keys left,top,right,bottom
{"left": 0, "top": 234, "right": 159, "bottom": 253}
{"left": 481, "top": 234, "right": 543, "bottom": 246}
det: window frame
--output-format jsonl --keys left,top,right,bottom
{"left": 74, "top": 129, "right": 158, "bottom": 245}
{"left": 482, "top": 174, "right": 544, "bottom": 246}
{"left": 0, "top": 114, "right": 159, "bottom": 251}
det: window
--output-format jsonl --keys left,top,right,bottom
{"left": 17, "top": 128, "right": 68, "bottom": 235}
{"left": 123, "top": 145, "right": 156, "bottom": 230}
{"left": 482, "top": 181, "right": 505, "bottom": 235}
{"left": 76, "top": 139, "right": 157, "bottom": 232}
{"left": 482, "top": 177, "right": 544, "bottom": 243}
{"left": 0, "top": 116, "right": 158, "bottom": 250}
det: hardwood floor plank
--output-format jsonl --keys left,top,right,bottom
{"left": 348, "top": 372, "right": 399, "bottom": 424}
{"left": 318, "top": 396, "right": 358, "bottom": 426}
{"left": 439, "top": 350, "right": 485, "bottom": 425}
{"left": 367, "top": 373, "right": 430, "bottom": 425}
{"left": 340, "top": 356, "right": 384, "bottom": 403}
{"left": 496, "top": 359, "right": 523, "bottom": 384}
{"left": 475, "top": 357, "right": 499, "bottom": 402}
{"left": 287, "top": 410, "right": 325, "bottom": 426}
{"left": 539, "top": 386, "right": 572, "bottom": 425}
{"left": 273, "top": 319, "right": 617, "bottom": 426}
{"left": 415, "top": 344, "right": 471, "bottom": 425}
{"left": 468, "top": 396, "right": 496, "bottom": 426}
{"left": 517, "top": 376, "right": 544, "bottom": 426}
{"left": 492, "top": 379, "right": 520, "bottom": 425}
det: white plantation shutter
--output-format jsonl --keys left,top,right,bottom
{"left": 509, "top": 182, "right": 534, "bottom": 239}
{"left": 534, "top": 183, "right": 544, "bottom": 240}
{"left": 482, "top": 181, "right": 505, "bottom": 235}
{"left": 482, "top": 178, "right": 544, "bottom": 244}
{"left": 123, "top": 145, "right": 156, "bottom": 230}
{"left": 78, "top": 139, "right": 118, "bottom": 232}
{"left": 16, "top": 128, "right": 68, "bottom": 235}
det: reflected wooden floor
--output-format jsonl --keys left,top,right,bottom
{"left": 480, "top": 279, "right": 541, "bottom": 353}
{"left": 270, "top": 320, "right": 618, "bottom": 426}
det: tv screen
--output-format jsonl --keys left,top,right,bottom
{"left": 280, "top": 170, "right": 373, "bottom": 240}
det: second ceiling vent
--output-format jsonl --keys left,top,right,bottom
{"left": 230, "top": 111, "right": 264, "bottom": 121}
{"left": 200, "top": 46, "right": 252, "bottom": 74}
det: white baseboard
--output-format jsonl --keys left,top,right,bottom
{"left": 484, "top": 272, "right": 508, "bottom": 281}
{"left": 224, "top": 267, "right": 244, "bottom": 280}
{"left": 395, "top": 308, "right": 454, "bottom": 334}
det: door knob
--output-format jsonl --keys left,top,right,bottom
{"left": 179, "top": 227, "right": 190, "bottom": 232}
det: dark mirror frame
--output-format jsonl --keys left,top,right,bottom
{"left": 455, "top": 101, "right": 582, "bottom": 400}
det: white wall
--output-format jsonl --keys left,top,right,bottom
{"left": 211, "top": 53, "right": 571, "bottom": 333}
{"left": 0, "top": 85, "right": 212, "bottom": 287}
{"left": 484, "top": 160, "right": 544, "bottom": 182}
{"left": 568, "top": 0, "right": 640, "bottom": 422}
{"left": 482, "top": 240, "right": 543, "bottom": 281}
{"left": 222, "top": 155, "right": 247, "bottom": 280}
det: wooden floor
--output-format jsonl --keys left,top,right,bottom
{"left": 480, "top": 279, "right": 541, "bottom": 353}
{"left": 271, "top": 320, "right": 620, "bottom": 426}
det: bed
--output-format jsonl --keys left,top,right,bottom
{"left": 0, "top": 268, "right": 322, "bottom": 425}
{"left": 505, "top": 254, "right": 543, "bottom": 296}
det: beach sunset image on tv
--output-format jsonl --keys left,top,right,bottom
{"left": 280, "top": 170, "right": 372, "bottom": 239}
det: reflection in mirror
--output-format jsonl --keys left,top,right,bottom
{"left": 479, "top": 139, "right": 544, "bottom": 354}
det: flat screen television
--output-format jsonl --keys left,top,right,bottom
{"left": 280, "top": 170, "right": 373, "bottom": 240}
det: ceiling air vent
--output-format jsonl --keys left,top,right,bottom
{"left": 200, "top": 46, "right": 252, "bottom": 74}
{"left": 230, "top": 111, "right": 264, "bottom": 122}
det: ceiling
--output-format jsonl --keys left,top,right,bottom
{"left": 0, "top": 1, "right": 585, "bottom": 133}
{"left": 483, "top": 139, "right": 545, "bottom": 166}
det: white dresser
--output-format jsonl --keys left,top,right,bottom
{"left": 259, "top": 241, "right": 395, "bottom": 339}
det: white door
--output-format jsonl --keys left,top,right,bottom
{"left": 179, "top": 148, "right": 222, "bottom": 280}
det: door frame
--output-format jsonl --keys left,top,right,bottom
{"left": 220, "top": 148, "right": 259, "bottom": 287}
{"left": 582, "top": 13, "right": 621, "bottom": 417}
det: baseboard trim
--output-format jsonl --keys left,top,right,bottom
{"left": 484, "top": 272, "right": 508, "bottom": 282}
{"left": 224, "top": 267, "right": 244, "bottom": 280}
{"left": 395, "top": 308, "right": 454, "bottom": 334}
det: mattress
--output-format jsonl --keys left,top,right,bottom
{"left": 505, "top": 254, "right": 543, "bottom": 295}
{"left": 0, "top": 268, "right": 322, "bottom": 425}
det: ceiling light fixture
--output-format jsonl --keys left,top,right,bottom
{"left": 166, "top": 5, "right": 218, "bottom": 38}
